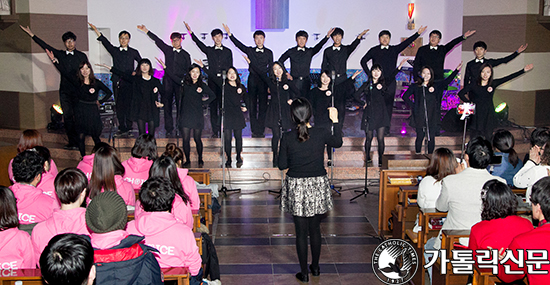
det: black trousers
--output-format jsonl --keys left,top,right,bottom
{"left": 209, "top": 78, "right": 222, "bottom": 136}
{"left": 114, "top": 80, "right": 133, "bottom": 133}
{"left": 247, "top": 75, "right": 268, "bottom": 136}
{"left": 385, "top": 79, "right": 397, "bottom": 130}
{"left": 162, "top": 77, "right": 180, "bottom": 133}
{"left": 415, "top": 126, "right": 436, "bottom": 154}
{"left": 59, "top": 90, "right": 79, "bottom": 146}
{"left": 294, "top": 77, "right": 311, "bottom": 101}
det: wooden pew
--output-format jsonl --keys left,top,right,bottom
{"left": 432, "top": 230, "right": 471, "bottom": 285}
{"left": 393, "top": 186, "right": 419, "bottom": 240}
{"left": 198, "top": 189, "right": 212, "bottom": 226}
{"left": 378, "top": 169, "right": 426, "bottom": 239}
{"left": 188, "top": 169, "right": 210, "bottom": 185}
{"left": 0, "top": 268, "right": 191, "bottom": 285}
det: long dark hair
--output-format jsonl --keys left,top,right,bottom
{"left": 317, "top": 70, "right": 332, "bottom": 87}
{"left": 0, "top": 186, "right": 19, "bottom": 231}
{"left": 136, "top": 58, "right": 154, "bottom": 77}
{"left": 477, "top": 63, "right": 494, "bottom": 86}
{"left": 184, "top": 64, "right": 204, "bottom": 87}
{"left": 426, "top": 148, "right": 458, "bottom": 182}
{"left": 149, "top": 155, "right": 190, "bottom": 204}
{"left": 131, "top": 134, "right": 157, "bottom": 160}
{"left": 492, "top": 129, "right": 519, "bottom": 167}
{"left": 89, "top": 145, "right": 125, "bottom": 200}
{"left": 77, "top": 61, "right": 97, "bottom": 85}
{"left": 226, "top": 66, "right": 245, "bottom": 90}
{"left": 290, "top": 98, "right": 312, "bottom": 142}
{"left": 164, "top": 143, "right": 184, "bottom": 167}
{"left": 269, "top": 61, "right": 289, "bottom": 84}
{"left": 370, "top": 64, "right": 386, "bottom": 86}
{"left": 481, "top": 179, "right": 517, "bottom": 221}
{"left": 417, "top": 66, "right": 435, "bottom": 87}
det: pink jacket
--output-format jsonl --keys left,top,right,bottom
{"left": 36, "top": 171, "right": 60, "bottom": 207}
{"left": 177, "top": 168, "right": 200, "bottom": 211}
{"left": 10, "top": 183, "right": 59, "bottom": 224}
{"left": 90, "top": 230, "right": 129, "bottom": 250}
{"left": 135, "top": 194, "right": 194, "bottom": 229}
{"left": 86, "top": 175, "right": 136, "bottom": 206}
{"left": 0, "top": 228, "right": 36, "bottom": 269}
{"left": 9, "top": 158, "right": 58, "bottom": 183}
{"left": 122, "top": 157, "right": 153, "bottom": 190}
{"left": 126, "top": 212, "right": 201, "bottom": 274}
{"left": 31, "top": 208, "right": 90, "bottom": 264}
{"left": 77, "top": 154, "right": 95, "bottom": 180}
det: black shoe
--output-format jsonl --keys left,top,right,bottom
{"left": 309, "top": 265, "right": 320, "bottom": 276}
{"left": 236, "top": 156, "right": 243, "bottom": 168}
{"left": 198, "top": 159, "right": 204, "bottom": 168}
{"left": 252, "top": 133, "right": 265, "bottom": 138}
{"left": 182, "top": 161, "right": 191, "bottom": 168}
{"left": 211, "top": 133, "right": 219, "bottom": 138}
{"left": 327, "top": 160, "right": 332, "bottom": 167}
{"left": 295, "top": 272, "right": 309, "bottom": 283}
{"left": 63, "top": 144, "right": 78, "bottom": 150}
{"left": 225, "top": 159, "right": 232, "bottom": 168}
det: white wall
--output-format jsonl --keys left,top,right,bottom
{"left": 87, "top": 0, "right": 464, "bottom": 71}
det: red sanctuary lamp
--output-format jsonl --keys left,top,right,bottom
{"left": 408, "top": 3, "right": 415, "bottom": 30}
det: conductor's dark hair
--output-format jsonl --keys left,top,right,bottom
{"left": 378, "top": 30, "right": 391, "bottom": 38}
{"left": 466, "top": 136, "right": 493, "bottom": 169}
{"left": 370, "top": 64, "right": 386, "bottom": 86}
{"left": 476, "top": 63, "right": 493, "bottom": 86}
{"left": 0, "top": 186, "right": 19, "bottom": 230}
{"left": 269, "top": 61, "right": 289, "bottom": 84}
{"left": 295, "top": 30, "right": 308, "bottom": 39}
{"left": 211, "top": 28, "right": 223, "bottom": 37}
{"left": 253, "top": 30, "right": 265, "bottom": 38}
{"left": 425, "top": 147, "right": 458, "bottom": 182}
{"left": 170, "top": 32, "right": 182, "bottom": 40}
{"left": 331, "top": 27, "right": 344, "bottom": 38}
{"left": 492, "top": 129, "right": 519, "bottom": 167}
{"left": 149, "top": 155, "right": 190, "bottom": 205}
{"left": 429, "top": 30, "right": 442, "bottom": 39}
{"left": 62, "top": 31, "right": 77, "bottom": 42}
{"left": 139, "top": 177, "right": 176, "bottom": 212}
{"left": 12, "top": 150, "right": 44, "bottom": 183}
{"left": 40, "top": 233, "right": 94, "bottom": 285}
{"left": 55, "top": 168, "right": 88, "bottom": 205}
{"left": 290, "top": 98, "right": 312, "bottom": 142}
{"left": 184, "top": 64, "right": 204, "bottom": 87}
{"left": 530, "top": 176, "right": 550, "bottom": 220}
{"left": 118, "top": 30, "right": 131, "bottom": 39}
{"left": 131, "top": 134, "right": 158, "bottom": 160}
{"left": 481, "top": 179, "right": 517, "bottom": 221}
{"left": 473, "top": 41, "right": 487, "bottom": 51}
{"left": 529, "top": 127, "right": 550, "bottom": 148}
{"left": 417, "top": 66, "right": 435, "bottom": 87}
{"left": 136, "top": 58, "right": 154, "bottom": 76}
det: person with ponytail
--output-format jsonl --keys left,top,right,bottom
{"left": 88, "top": 144, "right": 135, "bottom": 206}
{"left": 490, "top": 129, "right": 523, "bottom": 185}
{"left": 278, "top": 98, "right": 343, "bottom": 283}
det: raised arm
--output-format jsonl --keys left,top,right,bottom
{"left": 186, "top": 22, "right": 209, "bottom": 55}
{"left": 45, "top": 50, "right": 79, "bottom": 87}
{"left": 391, "top": 58, "right": 409, "bottom": 79}
{"left": 360, "top": 48, "right": 373, "bottom": 75}
{"left": 156, "top": 57, "right": 183, "bottom": 84}
{"left": 91, "top": 23, "right": 118, "bottom": 56}
{"left": 489, "top": 44, "right": 526, "bottom": 67}
{"left": 21, "top": 25, "right": 60, "bottom": 55}
{"left": 493, "top": 64, "right": 532, "bottom": 88}
{"left": 223, "top": 23, "right": 249, "bottom": 54}
{"left": 310, "top": 28, "right": 333, "bottom": 55}
{"left": 402, "top": 85, "right": 415, "bottom": 108}
{"left": 441, "top": 62, "right": 462, "bottom": 87}
{"left": 395, "top": 25, "right": 426, "bottom": 53}
{"left": 138, "top": 24, "right": 171, "bottom": 53}
{"left": 195, "top": 59, "right": 223, "bottom": 87}
{"left": 443, "top": 31, "right": 474, "bottom": 54}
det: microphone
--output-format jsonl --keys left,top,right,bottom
{"left": 222, "top": 70, "right": 227, "bottom": 80}
{"left": 331, "top": 70, "right": 336, "bottom": 80}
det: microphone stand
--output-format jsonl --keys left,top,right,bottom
{"left": 351, "top": 81, "right": 373, "bottom": 202}
{"left": 219, "top": 70, "right": 240, "bottom": 197}
{"left": 422, "top": 87, "right": 431, "bottom": 154}
{"left": 329, "top": 71, "right": 341, "bottom": 195}
{"left": 268, "top": 80, "right": 284, "bottom": 198}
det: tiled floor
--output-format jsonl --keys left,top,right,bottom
{"left": 211, "top": 180, "right": 386, "bottom": 284}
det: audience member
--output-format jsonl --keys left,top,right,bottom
{"left": 418, "top": 148, "right": 462, "bottom": 209}
{"left": 514, "top": 128, "right": 550, "bottom": 203}
{"left": 122, "top": 134, "right": 157, "bottom": 190}
{"left": 77, "top": 142, "right": 111, "bottom": 180}
{"left": 8, "top": 129, "right": 58, "bottom": 183}
{"left": 490, "top": 129, "right": 523, "bottom": 185}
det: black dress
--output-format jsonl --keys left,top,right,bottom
{"left": 163, "top": 69, "right": 216, "bottom": 130}
{"left": 53, "top": 62, "right": 112, "bottom": 136}
{"left": 403, "top": 68, "right": 460, "bottom": 129}
{"left": 310, "top": 87, "right": 333, "bottom": 129}
{"left": 458, "top": 69, "right": 525, "bottom": 135}
{"left": 203, "top": 68, "right": 246, "bottom": 130}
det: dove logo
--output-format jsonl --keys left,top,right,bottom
{"left": 372, "top": 239, "right": 418, "bottom": 285}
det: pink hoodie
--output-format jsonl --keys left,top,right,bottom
{"left": 126, "top": 212, "right": 201, "bottom": 274}
{"left": 177, "top": 168, "right": 200, "bottom": 211}
{"left": 9, "top": 183, "right": 59, "bottom": 224}
{"left": 0, "top": 228, "right": 36, "bottom": 269}
{"left": 135, "top": 194, "right": 194, "bottom": 229}
{"left": 9, "top": 158, "right": 58, "bottom": 183}
{"left": 90, "top": 230, "right": 129, "bottom": 249}
{"left": 36, "top": 172, "right": 60, "bottom": 208}
{"left": 122, "top": 157, "right": 153, "bottom": 190}
{"left": 86, "top": 175, "right": 136, "bottom": 206}
{"left": 77, "top": 154, "right": 95, "bottom": 180}
{"left": 31, "top": 207, "right": 90, "bottom": 264}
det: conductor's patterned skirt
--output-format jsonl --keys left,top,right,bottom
{"left": 280, "top": 175, "right": 333, "bottom": 217}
